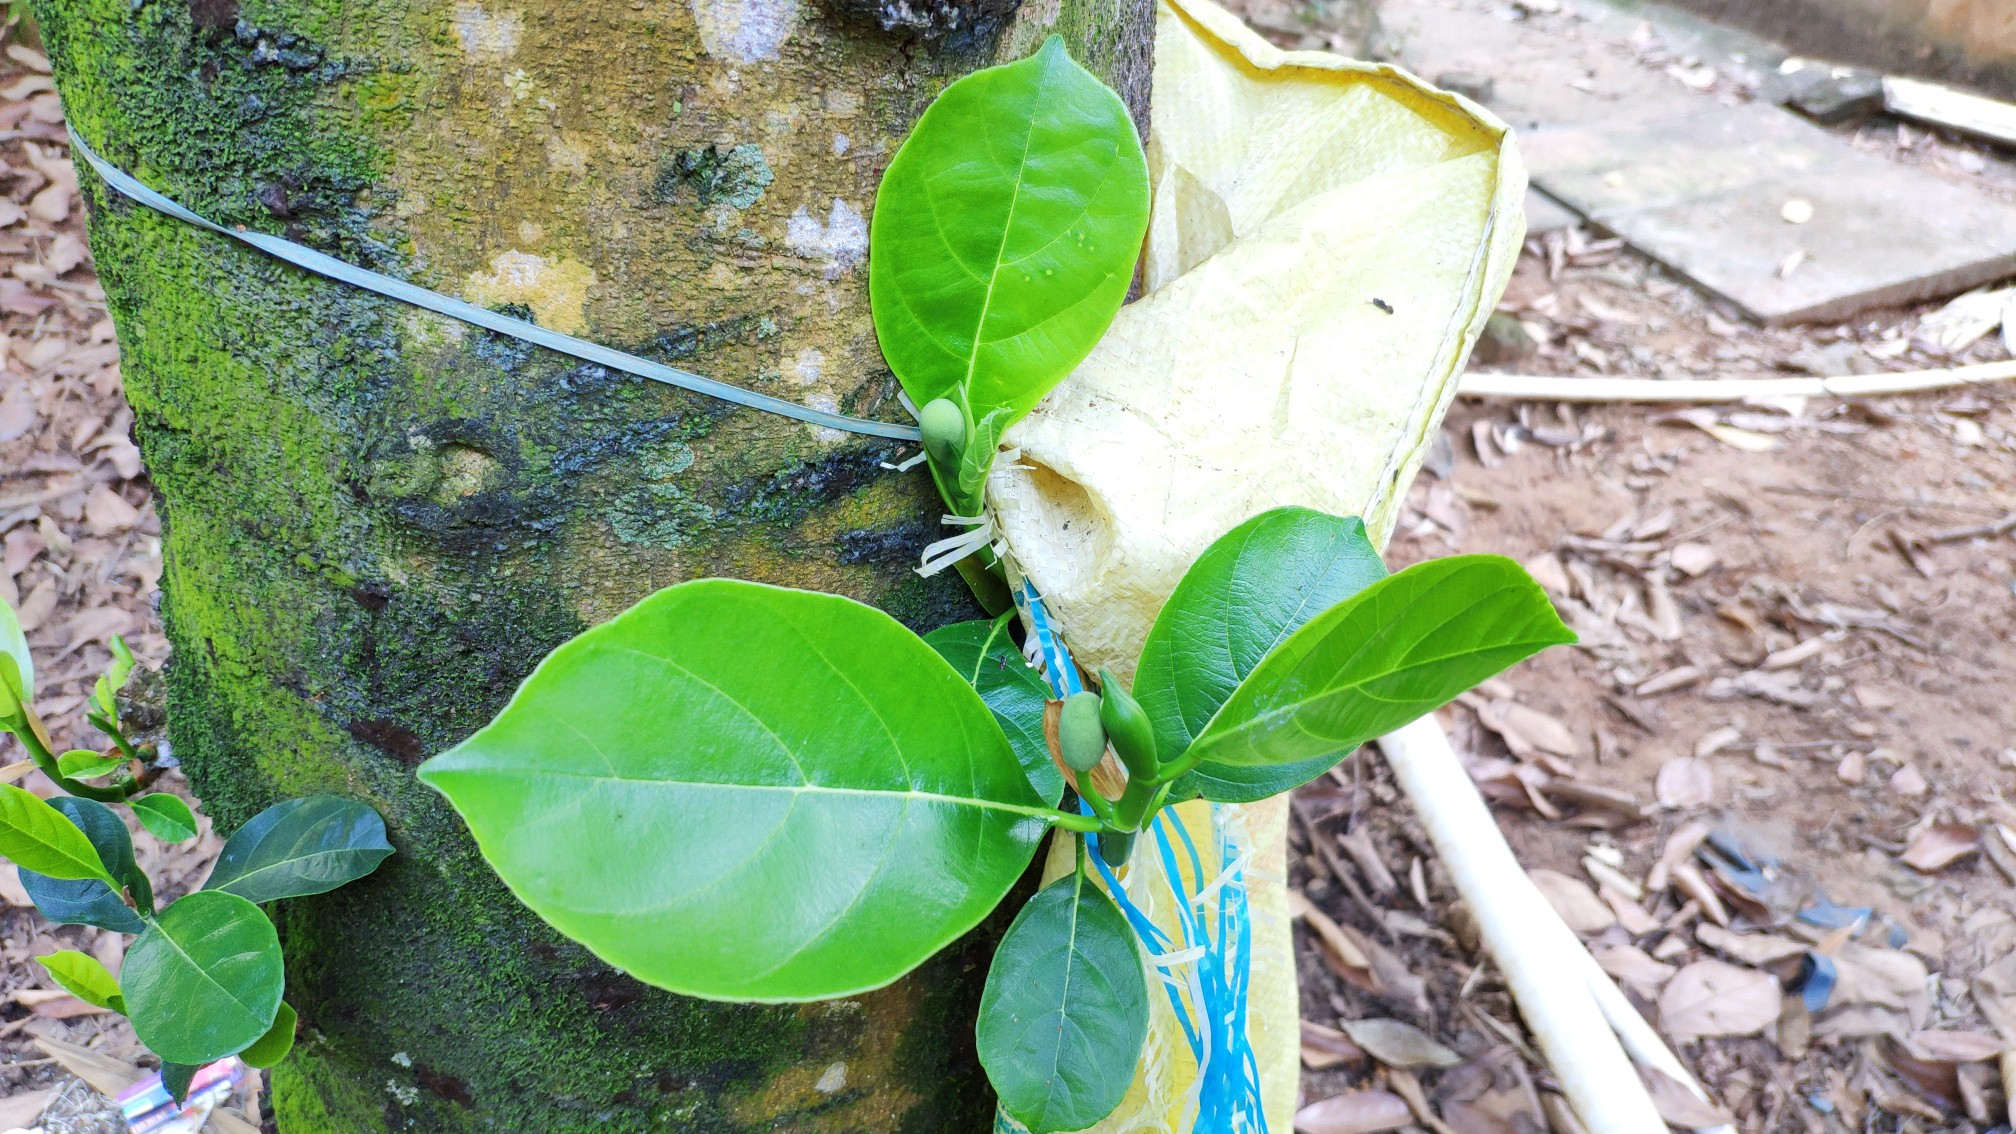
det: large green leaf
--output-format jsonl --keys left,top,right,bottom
{"left": 0, "top": 785, "right": 119, "bottom": 886}
{"left": 1183, "top": 556, "right": 1575, "bottom": 777}
{"left": 122, "top": 890, "right": 284, "bottom": 1065}
{"left": 19, "top": 797, "right": 148, "bottom": 933}
{"left": 205, "top": 796, "right": 394, "bottom": 904}
{"left": 0, "top": 593, "right": 31, "bottom": 705}
{"left": 924, "top": 614, "right": 1063, "bottom": 806}
{"left": 978, "top": 870, "right": 1147, "bottom": 1134}
{"left": 1133, "top": 509, "right": 1387, "bottom": 802}
{"left": 869, "top": 36, "right": 1149, "bottom": 427}
{"left": 419, "top": 579, "right": 1053, "bottom": 1002}
{"left": 38, "top": 950, "right": 125, "bottom": 1012}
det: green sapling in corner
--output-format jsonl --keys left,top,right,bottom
{"left": 0, "top": 597, "right": 394, "bottom": 1101}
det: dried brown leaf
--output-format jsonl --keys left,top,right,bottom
{"left": 1592, "top": 943, "right": 1677, "bottom": 993}
{"left": 0, "top": 1086, "right": 55, "bottom": 1130}
{"left": 1529, "top": 868, "right": 1616, "bottom": 935}
{"left": 1338, "top": 1018, "right": 1462, "bottom": 1069}
{"left": 1907, "top": 1030, "right": 2006, "bottom": 1064}
{"left": 1299, "top": 1019, "right": 1368, "bottom": 1070}
{"left": 1659, "top": 959, "right": 1782, "bottom": 1042}
{"left": 1639, "top": 1065, "right": 1735, "bottom": 1127}
{"left": 1899, "top": 823, "right": 1979, "bottom": 872}
{"left": 1293, "top": 1090, "right": 1413, "bottom": 1134}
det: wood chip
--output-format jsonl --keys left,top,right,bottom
{"left": 1647, "top": 819, "right": 1709, "bottom": 892}
{"left": 1669, "top": 541, "right": 1718, "bottom": 576}
{"left": 1655, "top": 756, "right": 1714, "bottom": 809}
{"left": 1697, "top": 923, "right": 1807, "bottom": 965}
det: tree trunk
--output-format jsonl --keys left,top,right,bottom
{"left": 31, "top": 0, "right": 1149, "bottom": 1127}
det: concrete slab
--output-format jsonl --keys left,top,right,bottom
{"left": 1386, "top": 0, "right": 2016, "bottom": 323}
{"left": 1525, "top": 187, "right": 1582, "bottom": 233}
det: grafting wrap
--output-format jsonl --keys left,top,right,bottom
{"left": 996, "top": 583, "right": 1269, "bottom": 1134}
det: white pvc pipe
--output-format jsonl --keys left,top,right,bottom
{"left": 1456, "top": 359, "right": 2016, "bottom": 402}
{"left": 1378, "top": 716, "right": 1669, "bottom": 1134}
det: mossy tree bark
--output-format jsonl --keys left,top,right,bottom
{"left": 31, "top": 0, "right": 1149, "bottom": 1128}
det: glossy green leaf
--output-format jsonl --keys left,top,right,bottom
{"left": 1183, "top": 556, "right": 1576, "bottom": 780}
{"left": 131, "top": 794, "right": 199, "bottom": 843}
{"left": 19, "top": 797, "right": 148, "bottom": 933}
{"left": 38, "top": 950, "right": 125, "bottom": 1012}
{"left": 419, "top": 579, "right": 1053, "bottom": 1002}
{"left": 923, "top": 614, "right": 1063, "bottom": 806}
{"left": 0, "top": 593, "right": 30, "bottom": 705}
{"left": 122, "top": 890, "right": 283, "bottom": 1065}
{"left": 161, "top": 1062, "right": 198, "bottom": 1105}
{"left": 239, "top": 1000, "right": 298, "bottom": 1069}
{"left": 205, "top": 795, "right": 394, "bottom": 904}
{"left": 869, "top": 36, "right": 1149, "bottom": 428}
{"left": 0, "top": 785, "right": 119, "bottom": 885}
{"left": 978, "top": 870, "right": 1148, "bottom": 1134}
{"left": 1133, "top": 509, "right": 1388, "bottom": 802}
{"left": 57, "top": 749, "right": 125, "bottom": 781}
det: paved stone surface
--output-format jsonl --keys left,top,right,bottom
{"left": 1388, "top": 0, "right": 2016, "bottom": 323}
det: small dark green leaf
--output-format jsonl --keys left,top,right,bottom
{"left": 205, "top": 796, "right": 394, "bottom": 904}
{"left": 38, "top": 950, "right": 125, "bottom": 1012}
{"left": 21, "top": 872, "right": 147, "bottom": 934}
{"left": 978, "top": 870, "right": 1148, "bottom": 1134}
{"left": 20, "top": 797, "right": 148, "bottom": 934}
{"left": 57, "top": 749, "right": 125, "bottom": 781}
{"left": 1182, "top": 556, "right": 1575, "bottom": 784}
{"left": 89, "top": 636, "right": 136, "bottom": 721}
{"left": 122, "top": 890, "right": 283, "bottom": 1065}
{"left": 130, "top": 794, "right": 199, "bottom": 843}
{"left": 0, "top": 594, "right": 31, "bottom": 704}
{"left": 160, "top": 1062, "right": 198, "bottom": 1105}
{"left": 870, "top": 36, "right": 1149, "bottom": 435}
{"left": 0, "top": 785, "right": 119, "bottom": 885}
{"left": 239, "top": 1000, "right": 297, "bottom": 1069}
{"left": 420, "top": 579, "right": 1050, "bottom": 1002}
{"left": 923, "top": 615, "right": 1063, "bottom": 806}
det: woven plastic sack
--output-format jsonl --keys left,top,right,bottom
{"left": 987, "top": 0, "right": 1525, "bottom": 1128}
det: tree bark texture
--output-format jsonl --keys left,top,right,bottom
{"left": 31, "top": 0, "right": 1150, "bottom": 1128}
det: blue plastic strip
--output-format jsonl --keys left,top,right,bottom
{"left": 1015, "top": 581, "right": 1269, "bottom": 1134}
{"left": 65, "top": 126, "right": 923, "bottom": 444}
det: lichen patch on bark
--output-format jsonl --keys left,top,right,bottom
{"left": 461, "top": 250, "right": 596, "bottom": 333}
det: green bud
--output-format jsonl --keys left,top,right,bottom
{"left": 1098, "top": 830, "right": 1135, "bottom": 868}
{"left": 1096, "top": 668, "right": 1158, "bottom": 781}
{"left": 918, "top": 397, "right": 967, "bottom": 469}
{"left": 1057, "top": 691, "right": 1108, "bottom": 773}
